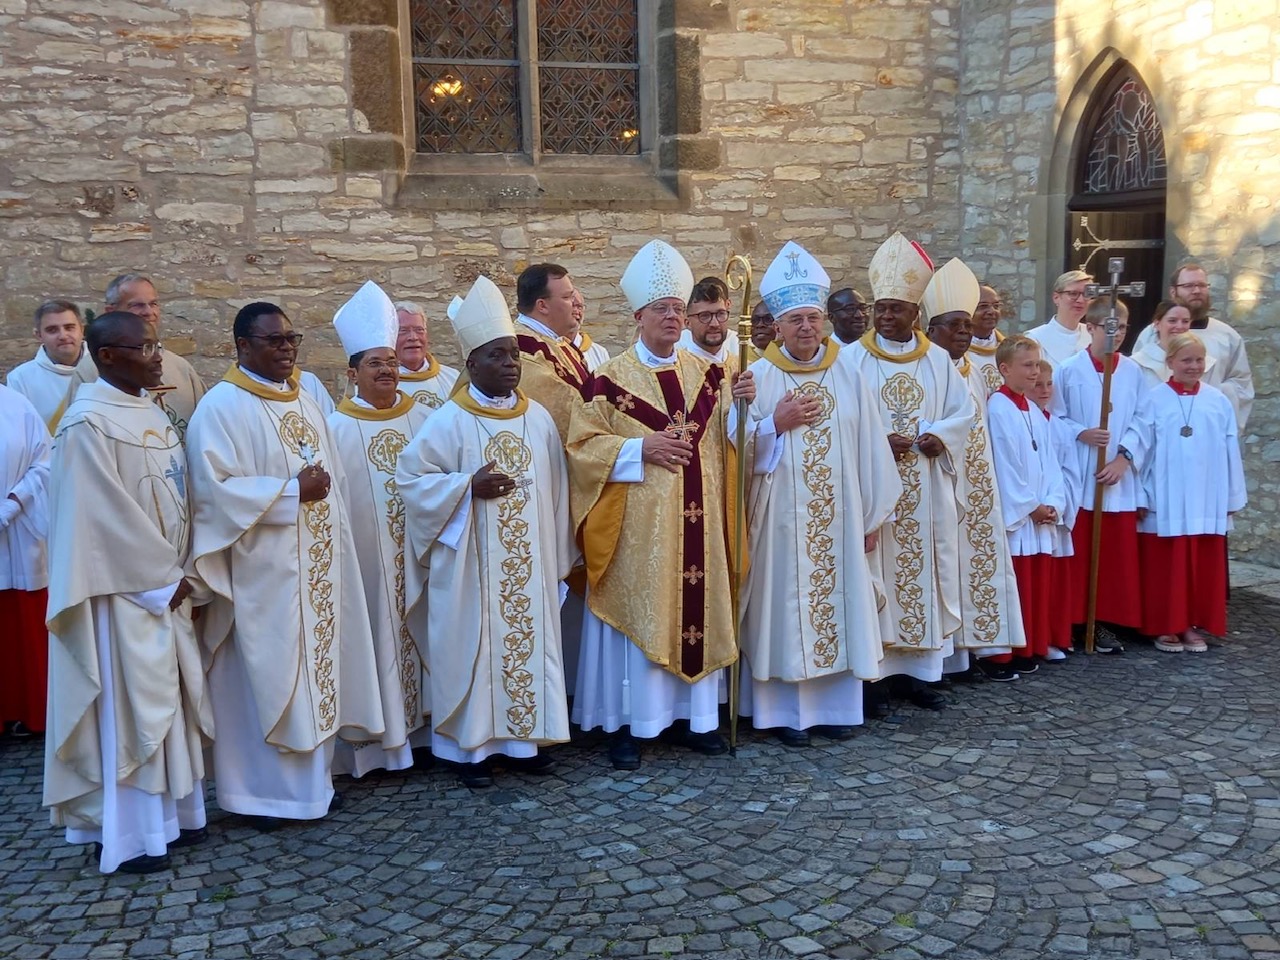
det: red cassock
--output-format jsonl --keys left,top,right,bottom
{"left": 0, "top": 587, "right": 48, "bottom": 732}
{"left": 1138, "top": 533, "right": 1229, "bottom": 637}
{"left": 1011, "top": 554, "right": 1073, "bottom": 657}
{"left": 1069, "top": 509, "right": 1142, "bottom": 628}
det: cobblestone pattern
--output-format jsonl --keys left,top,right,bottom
{"left": 2, "top": 589, "right": 1278, "bottom": 959}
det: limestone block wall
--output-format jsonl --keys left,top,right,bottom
{"left": 958, "top": 0, "right": 1280, "bottom": 562}
{"left": 0, "top": 0, "right": 961, "bottom": 398}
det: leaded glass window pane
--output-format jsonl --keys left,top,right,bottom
{"left": 538, "top": 0, "right": 640, "bottom": 155}
{"left": 412, "top": 0, "right": 521, "bottom": 154}
{"left": 1082, "top": 75, "right": 1168, "bottom": 194}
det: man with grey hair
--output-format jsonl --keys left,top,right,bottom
{"left": 571, "top": 288, "right": 610, "bottom": 371}
{"left": 6, "top": 300, "right": 99, "bottom": 430}
{"left": 394, "top": 299, "right": 459, "bottom": 408}
{"left": 1024, "top": 269, "right": 1094, "bottom": 370}
{"left": 105, "top": 274, "right": 206, "bottom": 440}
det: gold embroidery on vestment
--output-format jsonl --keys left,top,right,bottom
{"left": 961, "top": 417, "right": 1000, "bottom": 644}
{"left": 683, "top": 565, "right": 704, "bottom": 585}
{"left": 682, "top": 625, "right": 704, "bottom": 645}
{"left": 879, "top": 374, "right": 927, "bottom": 646}
{"left": 411, "top": 387, "right": 445, "bottom": 409}
{"left": 302, "top": 499, "right": 337, "bottom": 731}
{"left": 981, "top": 362, "right": 1002, "bottom": 396}
{"left": 795, "top": 381, "right": 840, "bottom": 669}
{"left": 485, "top": 430, "right": 538, "bottom": 739}
{"left": 882, "top": 373, "right": 925, "bottom": 438}
{"left": 279, "top": 411, "right": 321, "bottom": 460}
{"left": 683, "top": 501, "right": 703, "bottom": 523}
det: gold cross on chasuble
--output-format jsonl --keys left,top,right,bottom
{"left": 664, "top": 410, "right": 701, "bottom": 443}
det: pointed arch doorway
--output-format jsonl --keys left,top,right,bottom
{"left": 1066, "top": 64, "right": 1168, "bottom": 352}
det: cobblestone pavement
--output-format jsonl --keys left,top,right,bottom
{"left": 2, "top": 589, "right": 1279, "bottom": 960}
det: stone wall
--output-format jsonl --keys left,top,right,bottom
{"left": 958, "top": 0, "right": 1280, "bottom": 562}
{"left": 0, "top": 0, "right": 961, "bottom": 397}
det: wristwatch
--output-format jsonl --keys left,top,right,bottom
{"left": 1118, "top": 446, "right": 1133, "bottom": 462}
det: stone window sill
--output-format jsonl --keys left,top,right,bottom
{"left": 393, "top": 154, "right": 683, "bottom": 212}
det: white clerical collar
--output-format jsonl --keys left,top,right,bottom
{"left": 971, "top": 333, "right": 997, "bottom": 348}
{"left": 633, "top": 339, "right": 677, "bottom": 368}
{"left": 468, "top": 384, "right": 518, "bottom": 409}
{"left": 781, "top": 343, "right": 825, "bottom": 366}
{"left": 352, "top": 395, "right": 375, "bottom": 409}
{"left": 517, "top": 313, "right": 558, "bottom": 341}
{"left": 681, "top": 339, "right": 726, "bottom": 363}
{"left": 875, "top": 333, "right": 918, "bottom": 355}
{"left": 399, "top": 361, "right": 426, "bottom": 375}
{"left": 237, "top": 364, "right": 289, "bottom": 391}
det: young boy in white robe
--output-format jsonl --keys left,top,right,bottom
{"left": 1050, "top": 298, "right": 1147, "bottom": 654}
{"left": 396, "top": 276, "right": 573, "bottom": 789}
{"left": 1134, "top": 333, "right": 1245, "bottom": 652}
{"left": 985, "top": 337, "right": 1070, "bottom": 678}
{"left": 327, "top": 282, "right": 434, "bottom": 778}
{"left": 44, "top": 312, "right": 213, "bottom": 874}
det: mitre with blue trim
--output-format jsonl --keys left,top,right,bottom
{"left": 333, "top": 280, "right": 398, "bottom": 356}
{"left": 759, "top": 241, "right": 831, "bottom": 318}
{"left": 920, "top": 258, "right": 981, "bottom": 321}
{"left": 620, "top": 239, "right": 694, "bottom": 312}
{"left": 869, "top": 232, "right": 933, "bottom": 304}
{"left": 451, "top": 275, "right": 516, "bottom": 356}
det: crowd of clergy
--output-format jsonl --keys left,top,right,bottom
{"left": 0, "top": 237, "right": 1252, "bottom": 875}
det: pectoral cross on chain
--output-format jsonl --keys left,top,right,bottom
{"left": 665, "top": 411, "right": 700, "bottom": 443}
{"left": 512, "top": 472, "right": 534, "bottom": 492}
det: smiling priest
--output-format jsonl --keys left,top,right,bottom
{"left": 327, "top": 282, "right": 434, "bottom": 779}
{"left": 740, "top": 242, "right": 902, "bottom": 747}
{"left": 187, "top": 303, "right": 383, "bottom": 828}
{"left": 396, "top": 276, "right": 572, "bottom": 789}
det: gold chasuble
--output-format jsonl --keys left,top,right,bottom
{"left": 517, "top": 325, "right": 591, "bottom": 443}
{"left": 847, "top": 332, "right": 975, "bottom": 676}
{"left": 187, "top": 366, "right": 383, "bottom": 752}
{"left": 399, "top": 354, "right": 460, "bottom": 410}
{"left": 568, "top": 350, "right": 738, "bottom": 683}
{"left": 968, "top": 330, "right": 1005, "bottom": 397}
{"left": 328, "top": 393, "right": 434, "bottom": 752}
{"left": 395, "top": 390, "right": 572, "bottom": 752}
{"left": 742, "top": 341, "right": 902, "bottom": 682}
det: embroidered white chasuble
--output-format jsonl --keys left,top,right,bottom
{"left": 396, "top": 390, "right": 572, "bottom": 754}
{"left": 399, "top": 354, "right": 461, "bottom": 411}
{"left": 44, "top": 383, "right": 212, "bottom": 832}
{"left": 967, "top": 332, "right": 1004, "bottom": 398}
{"left": 187, "top": 368, "right": 383, "bottom": 753}
{"left": 952, "top": 358, "right": 1024, "bottom": 653}
{"left": 743, "top": 341, "right": 901, "bottom": 682}
{"left": 328, "top": 393, "right": 433, "bottom": 773}
{"left": 846, "top": 333, "right": 974, "bottom": 680}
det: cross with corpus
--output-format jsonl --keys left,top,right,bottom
{"left": 1085, "top": 256, "right": 1146, "bottom": 358}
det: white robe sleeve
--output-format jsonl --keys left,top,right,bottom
{"left": 727, "top": 406, "right": 782, "bottom": 475}
{"left": 1219, "top": 328, "right": 1254, "bottom": 431}
{"left": 987, "top": 400, "right": 1039, "bottom": 531}
{"left": 608, "top": 438, "right": 645, "bottom": 483}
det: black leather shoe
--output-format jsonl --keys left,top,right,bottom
{"left": 411, "top": 746, "right": 436, "bottom": 770}
{"left": 506, "top": 753, "right": 557, "bottom": 776}
{"left": 681, "top": 730, "right": 728, "bottom": 755}
{"left": 327, "top": 791, "right": 345, "bottom": 814}
{"left": 811, "top": 724, "right": 856, "bottom": 741}
{"left": 245, "top": 815, "right": 286, "bottom": 833}
{"left": 458, "top": 763, "right": 493, "bottom": 788}
{"left": 117, "top": 853, "right": 171, "bottom": 875}
{"left": 169, "top": 826, "right": 208, "bottom": 849}
{"left": 1012, "top": 656, "right": 1040, "bottom": 675}
{"left": 865, "top": 699, "right": 891, "bottom": 719}
{"left": 608, "top": 733, "right": 641, "bottom": 770}
{"left": 907, "top": 686, "right": 947, "bottom": 711}
{"left": 776, "top": 727, "right": 811, "bottom": 748}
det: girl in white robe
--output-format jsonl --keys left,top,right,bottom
{"left": 1133, "top": 333, "right": 1245, "bottom": 652}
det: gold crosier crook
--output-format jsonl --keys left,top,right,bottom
{"left": 724, "top": 254, "right": 753, "bottom": 755}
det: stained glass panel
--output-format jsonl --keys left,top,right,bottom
{"left": 539, "top": 67, "right": 639, "bottom": 155}
{"left": 537, "top": 0, "right": 638, "bottom": 64}
{"left": 411, "top": 0, "right": 517, "bottom": 62}
{"left": 1082, "top": 76, "right": 1168, "bottom": 194}
{"left": 414, "top": 63, "right": 521, "bottom": 154}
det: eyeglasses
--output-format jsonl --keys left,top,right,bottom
{"left": 1174, "top": 282, "right": 1209, "bottom": 291}
{"left": 245, "top": 333, "right": 304, "bottom": 348}
{"left": 361, "top": 360, "right": 398, "bottom": 372}
{"left": 644, "top": 303, "right": 686, "bottom": 319}
{"left": 688, "top": 309, "right": 730, "bottom": 324}
{"left": 104, "top": 341, "right": 164, "bottom": 358}
{"left": 1057, "top": 290, "right": 1090, "bottom": 300}
{"left": 980, "top": 301, "right": 1004, "bottom": 310}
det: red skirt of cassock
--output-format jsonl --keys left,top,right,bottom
{"left": 1068, "top": 509, "right": 1142, "bottom": 628}
{"left": 986, "top": 554, "right": 1071, "bottom": 661}
{"left": 0, "top": 588, "right": 48, "bottom": 731}
{"left": 1138, "top": 533, "right": 1229, "bottom": 637}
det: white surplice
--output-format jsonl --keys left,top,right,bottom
{"left": 299, "top": 369, "right": 336, "bottom": 417}
{"left": 399, "top": 356, "right": 461, "bottom": 411}
{"left": 397, "top": 388, "right": 572, "bottom": 763}
{"left": 187, "top": 368, "right": 383, "bottom": 819}
{"left": 846, "top": 334, "right": 974, "bottom": 681}
{"left": 1050, "top": 351, "right": 1148, "bottom": 515}
{"left": 1132, "top": 317, "right": 1253, "bottom": 430}
{"left": 43, "top": 382, "right": 212, "bottom": 872}
{"left": 576, "top": 334, "right": 611, "bottom": 372}
{"left": 328, "top": 394, "right": 434, "bottom": 777}
{"left": 740, "top": 342, "right": 901, "bottom": 730}
{"left": 988, "top": 391, "right": 1068, "bottom": 557}
{"left": 0, "top": 384, "right": 50, "bottom": 592}
{"left": 5, "top": 345, "right": 99, "bottom": 430}
{"left": 1024, "top": 316, "right": 1090, "bottom": 370}
{"left": 1132, "top": 381, "right": 1246, "bottom": 536}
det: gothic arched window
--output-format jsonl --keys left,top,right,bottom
{"left": 1079, "top": 69, "right": 1167, "bottom": 195}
